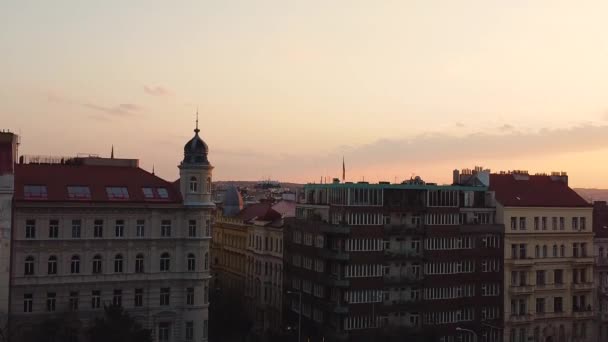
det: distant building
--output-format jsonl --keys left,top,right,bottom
{"left": 594, "top": 201, "right": 608, "bottom": 340}
{"left": 1, "top": 122, "right": 214, "bottom": 342}
{"left": 285, "top": 175, "right": 503, "bottom": 342}
{"left": 212, "top": 199, "right": 294, "bottom": 339}
{"left": 490, "top": 171, "right": 594, "bottom": 342}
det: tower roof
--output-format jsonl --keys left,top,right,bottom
{"left": 182, "top": 111, "right": 210, "bottom": 165}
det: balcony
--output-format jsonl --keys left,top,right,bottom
{"left": 508, "top": 314, "right": 534, "bottom": 323}
{"left": 572, "top": 310, "right": 594, "bottom": 319}
{"left": 384, "top": 251, "right": 422, "bottom": 260}
{"left": 535, "top": 283, "right": 566, "bottom": 291}
{"left": 383, "top": 275, "right": 422, "bottom": 285}
{"left": 572, "top": 282, "right": 594, "bottom": 291}
{"left": 384, "top": 224, "right": 423, "bottom": 236}
{"left": 509, "top": 285, "right": 534, "bottom": 294}
{"left": 573, "top": 256, "right": 594, "bottom": 265}
{"left": 319, "top": 249, "right": 350, "bottom": 261}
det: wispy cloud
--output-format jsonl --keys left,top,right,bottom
{"left": 498, "top": 124, "right": 515, "bottom": 132}
{"left": 83, "top": 103, "right": 142, "bottom": 117}
{"left": 143, "top": 85, "right": 172, "bottom": 97}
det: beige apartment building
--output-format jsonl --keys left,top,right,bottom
{"left": 2, "top": 124, "right": 214, "bottom": 342}
{"left": 212, "top": 195, "right": 293, "bottom": 338}
{"left": 491, "top": 172, "right": 594, "bottom": 342}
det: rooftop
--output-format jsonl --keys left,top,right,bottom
{"left": 489, "top": 173, "right": 589, "bottom": 207}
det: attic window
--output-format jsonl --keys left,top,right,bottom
{"left": 157, "top": 188, "right": 169, "bottom": 199}
{"left": 142, "top": 187, "right": 154, "bottom": 199}
{"left": 142, "top": 187, "right": 169, "bottom": 200}
{"left": 106, "top": 187, "right": 129, "bottom": 200}
{"left": 67, "top": 186, "right": 91, "bottom": 200}
{"left": 24, "top": 185, "right": 48, "bottom": 199}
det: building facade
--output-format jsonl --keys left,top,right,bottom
{"left": 4, "top": 125, "right": 214, "bottom": 342}
{"left": 491, "top": 172, "right": 594, "bottom": 342}
{"left": 593, "top": 201, "right": 608, "bottom": 340}
{"left": 285, "top": 175, "right": 503, "bottom": 342}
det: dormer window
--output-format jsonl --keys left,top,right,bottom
{"left": 24, "top": 185, "right": 47, "bottom": 199}
{"left": 106, "top": 187, "right": 129, "bottom": 200}
{"left": 189, "top": 177, "right": 198, "bottom": 193}
{"left": 67, "top": 186, "right": 91, "bottom": 200}
{"left": 157, "top": 188, "right": 168, "bottom": 198}
{"left": 142, "top": 187, "right": 169, "bottom": 200}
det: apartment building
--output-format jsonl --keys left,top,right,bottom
{"left": 285, "top": 175, "right": 503, "bottom": 342}
{"left": 3, "top": 123, "right": 214, "bottom": 342}
{"left": 593, "top": 201, "right": 608, "bottom": 340}
{"left": 212, "top": 198, "right": 293, "bottom": 338}
{"left": 491, "top": 172, "right": 594, "bottom": 342}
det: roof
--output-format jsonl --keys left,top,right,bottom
{"left": 237, "top": 202, "right": 282, "bottom": 223}
{"left": 271, "top": 200, "right": 296, "bottom": 218}
{"left": 15, "top": 163, "right": 182, "bottom": 203}
{"left": 489, "top": 173, "right": 590, "bottom": 207}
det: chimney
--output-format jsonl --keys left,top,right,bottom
{"left": 453, "top": 169, "right": 460, "bottom": 185}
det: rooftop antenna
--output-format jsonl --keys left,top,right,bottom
{"left": 342, "top": 156, "right": 346, "bottom": 182}
{"left": 194, "top": 107, "right": 200, "bottom": 134}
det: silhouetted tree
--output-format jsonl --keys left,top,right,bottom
{"left": 87, "top": 305, "right": 151, "bottom": 342}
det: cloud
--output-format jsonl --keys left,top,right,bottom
{"left": 455, "top": 122, "right": 465, "bottom": 128}
{"left": 143, "top": 85, "right": 172, "bottom": 97}
{"left": 83, "top": 103, "right": 142, "bottom": 117}
{"left": 498, "top": 124, "right": 515, "bottom": 132}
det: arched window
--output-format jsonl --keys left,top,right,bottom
{"left": 542, "top": 245, "right": 547, "bottom": 258}
{"left": 135, "top": 254, "right": 144, "bottom": 273}
{"left": 70, "top": 255, "right": 80, "bottom": 274}
{"left": 114, "top": 254, "right": 123, "bottom": 273}
{"left": 535, "top": 245, "right": 540, "bottom": 258}
{"left": 48, "top": 256, "right": 57, "bottom": 275}
{"left": 92, "top": 255, "right": 102, "bottom": 274}
{"left": 560, "top": 245, "right": 566, "bottom": 257}
{"left": 206, "top": 177, "right": 212, "bottom": 192}
{"left": 187, "top": 253, "right": 196, "bottom": 272}
{"left": 160, "top": 253, "right": 170, "bottom": 272}
{"left": 204, "top": 252, "right": 209, "bottom": 270}
{"left": 25, "top": 256, "right": 35, "bottom": 275}
{"left": 189, "top": 176, "right": 198, "bottom": 193}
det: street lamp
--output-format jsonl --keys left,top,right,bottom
{"left": 456, "top": 327, "right": 478, "bottom": 342}
{"left": 286, "top": 290, "right": 302, "bottom": 342}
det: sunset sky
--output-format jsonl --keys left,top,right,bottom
{"left": 3, "top": 1, "right": 608, "bottom": 187}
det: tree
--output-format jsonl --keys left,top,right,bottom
{"left": 87, "top": 305, "right": 151, "bottom": 342}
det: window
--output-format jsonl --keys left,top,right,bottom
{"left": 135, "top": 254, "right": 144, "bottom": 273}
{"left": 49, "top": 219, "right": 59, "bottom": 238}
{"left": 573, "top": 243, "right": 579, "bottom": 258}
{"left": 203, "top": 320, "right": 208, "bottom": 339}
{"left": 534, "top": 217, "right": 539, "bottom": 230}
{"left": 23, "top": 294, "right": 33, "bottom": 313}
{"left": 581, "top": 217, "right": 586, "bottom": 230}
{"left": 552, "top": 217, "right": 558, "bottom": 230}
{"left": 510, "top": 217, "right": 517, "bottom": 230}
{"left": 535, "top": 245, "right": 540, "bottom": 258}
{"left": 94, "top": 219, "right": 103, "bottom": 238}
{"left": 47, "top": 256, "right": 57, "bottom": 275}
{"left": 106, "top": 187, "right": 129, "bottom": 200}
{"left": 189, "top": 177, "right": 198, "bottom": 193}
{"left": 560, "top": 245, "right": 565, "bottom": 257}
{"left": 136, "top": 219, "right": 145, "bottom": 237}
{"left": 71, "top": 219, "right": 81, "bottom": 238}
{"left": 572, "top": 217, "right": 579, "bottom": 230}
{"left": 25, "top": 219, "right": 36, "bottom": 239}
{"left": 160, "top": 253, "right": 170, "bottom": 272}
{"left": 159, "top": 323, "right": 170, "bottom": 342}
{"left": 553, "top": 245, "right": 558, "bottom": 257}
{"left": 24, "top": 185, "right": 48, "bottom": 199}
{"left": 205, "top": 219, "right": 211, "bottom": 237}
{"left": 25, "top": 256, "right": 34, "bottom": 275}
{"left": 554, "top": 297, "right": 563, "bottom": 312}
{"left": 114, "top": 254, "right": 123, "bottom": 273}
{"left": 542, "top": 245, "right": 547, "bottom": 258}
{"left": 554, "top": 269, "right": 563, "bottom": 284}
{"left": 186, "top": 287, "right": 194, "bottom": 305}
{"left": 157, "top": 188, "right": 169, "bottom": 198}
{"left": 542, "top": 217, "right": 547, "bottom": 230}
{"left": 536, "top": 270, "right": 546, "bottom": 286}
{"left": 134, "top": 288, "right": 143, "bottom": 307}
{"left": 160, "top": 288, "right": 170, "bottom": 306}
{"left": 185, "top": 321, "right": 194, "bottom": 341}
{"left": 67, "top": 186, "right": 91, "bottom": 199}
{"left": 92, "top": 290, "right": 101, "bottom": 309}
{"left": 519, "top": 217, "right": 526, "bottom": 230}
{"left": 519, "top": 244, "right": 527, "bottom": 259}
{"left": 142, "top": 187, "right": 154, "bottom": 199}
{"left": 559, "top": 217, "right": 565, "bottom": 230}
{"left": 69, "top": 291, "right": 79, "bottom": 311}
{"left": 113, "top": 289, "right": 122, "bottom": 306}
{"left": 536, "top": 298, "right": 545, "bottom": 313}
{"left": 46, "top": 292, "right": 56, "bottom": 312}
{"left": 92, "top": 255, "right": 102, "bottom": 274}
{"left": 115, "top": 219, "right": 124, "bottom": 237}
{"left": 161, "top": 220, "right": 171, "bottom": 237}
{"left": 70, "top": 255, "right": 80, "bottom": 274}
{"left": 188, "top": 220, "right": 196, "bottom": 237}
{"left": 187, "top": 254, "right": 196, "bottom": 271}
{"left": 204, "top": 252, "right": 209, "bottom": 270}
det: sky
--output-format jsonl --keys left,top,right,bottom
{"left": 2, "top": 0, "right": 608, "bottom": 187}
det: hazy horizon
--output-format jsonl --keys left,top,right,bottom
{"left": 3, "top": 1, "right": 608, "bottom": 187}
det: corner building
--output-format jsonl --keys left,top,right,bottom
{"left": 7, "top": 125, "right": 214, "bottom": 342}
{"left": 491, "top": 172, "right": 594, "bottom": 342}
{"left": 285, "top": 174, "right": 503, "bottom": 342}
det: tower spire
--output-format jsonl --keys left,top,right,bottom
{"left": 194, "top": 108, "right": 200, "bottom": 134}
{"left": 152, "top": 164, "right": 155, "bottom": 175}
{"left": 111, "top": 145, "right": 114, "bottom": 159}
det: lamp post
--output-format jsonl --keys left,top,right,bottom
{"left": 456, "top": 327, "right": 478, "bottom": 342}
{"left": 287, "top": 290, "right": 302, "bottom": 342}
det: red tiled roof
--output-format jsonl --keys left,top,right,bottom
{"left": 15, "top": 163, "right": 182, "bottom": 203}
{"left": 489, "top": 174, "right": 590, "bottom": 207}
{"left": 238, "top": 202, "right": 282, "bottom": 222}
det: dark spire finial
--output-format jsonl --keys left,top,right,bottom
{"left": 111, "top": 145, "right": 114, "bottom": 159}
{"left": 152, "top": 164, "right": 155, "bottom": 175}
{"left": 194, "top": 107, "right": 200, "bottom": 134}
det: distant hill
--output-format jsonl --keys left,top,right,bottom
{"left": 214, "top": 181, "right": 304, "bottom": 189}
{"left": 574, "top": 188, "right": 608, "bottom": 203}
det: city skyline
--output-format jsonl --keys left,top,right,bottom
{"left": 3, "top": 1, "right": 608, "bottom": 187}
